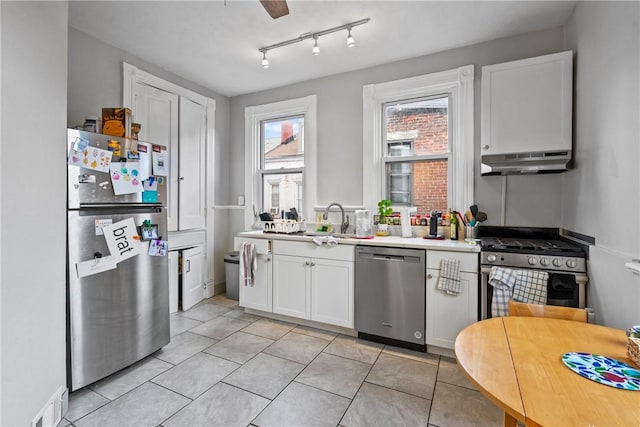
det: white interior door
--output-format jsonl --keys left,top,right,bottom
{"left": 133, "top": 82, "right": 179, "bottom": 231}
{"left": 182, "top": 246, "right": 204, "bottom": 310}
{"left": 178, "top": 97, "right": 206, "bottom": 230}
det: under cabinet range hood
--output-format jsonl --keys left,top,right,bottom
{"left": 481, "top": 150, "right": 571, "bottom": 175}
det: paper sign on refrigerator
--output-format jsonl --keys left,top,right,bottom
{"left": 102, "top": 218, "right": 142, "bottom": 262}
{"left": 76, "top": 255, "right": 118, "bottom": 278}
{"left": 110, "top": 162, "right": 143, "bottom": 195}
{"left": 68, "top": 142, "right": 112, "bottom": 173}
{"left": 152, "top": 147, "right": 168, "bottom": 176}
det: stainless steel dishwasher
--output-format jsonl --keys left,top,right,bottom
{"left": 355, "top": 245, "right": 426, "bottom": 351}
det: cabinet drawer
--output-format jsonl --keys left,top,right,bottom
{"left": 234, "top": 237, "right": 270, "bottom": 255}
{"left": 427, "top": 250, "right": 478, "bottom": 273}
{"left": 273, "top": 240, "right": 354, "bottom": 261}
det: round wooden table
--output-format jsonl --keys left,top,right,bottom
{"left": 455, "top": 317, "right": 640, "bottom": 427}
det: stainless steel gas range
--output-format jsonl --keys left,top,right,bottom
{"left": 478, "top": 227, "right": 588, "bottom": 319}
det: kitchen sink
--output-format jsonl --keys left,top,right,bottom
{"left": 303, "top": 231, "right": 356, "bottom": 239}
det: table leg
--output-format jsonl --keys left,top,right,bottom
{"left": 504, "top": 412, "right": 518, "bottom": 427}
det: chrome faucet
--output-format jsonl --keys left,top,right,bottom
{"left": 323, "top": 202, "right": 349, "bottom": 234}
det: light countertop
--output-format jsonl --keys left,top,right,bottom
{"left": 237, "top": 230, "right": 480, "bottom": 253}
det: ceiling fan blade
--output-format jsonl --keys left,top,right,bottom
{"left": 260, "top": 0, "right": 289, "bottom": 19}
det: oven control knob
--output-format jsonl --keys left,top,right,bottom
{"left": 553, "top": 258, "right": 563, "bottom": 267}
{"left": 566, "top": 259, "right": 577, "bottom": 269}
{"left": 528, "top": 257, "right": 538, "bottom": 265}
{"left": 540, "top": 258, "right": 550, "bottom": 266}
{"left": 487, "top": 254, "right": 497, "bottom": 262}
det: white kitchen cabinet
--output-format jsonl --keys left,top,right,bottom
{"left": 272, "top": 240, "right": 354, "bottom": 328}
{"left": 273, "top": 254, "right": 311, "bottom": 319}
{"left": 426, "top": 250, "right": 478, "bottom": 349}
{"left": 481, "top": 51, "right": 572, "bottom": 156}
{"left": 177, "top": 97, "right": 206, "bottom": 230}
{"left": 234, "top": 237, "right": 273, "bottom": 313}
{"left": 181, "top": 246, "right": 204, "bottom": 311}
{"left": 168, "top": 251, "right": 179, "bottom": 314}
{"left": 133, "top": 83, "right": 206, "bottom": 232}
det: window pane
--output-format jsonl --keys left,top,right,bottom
{"left": 262, "top": 172, "right": 303, "bottom": 214}
{"left": 384, "top": 96, "right": 449, "bottom": 155}
{"left": 262, "top": 116, "right": 304, "bottom": 170}
{"left": 388, "top": 141, "right": 412, "bottom": 157}
{"left": 385, "top": 159, "right": 448, "bottom": 213}
{"left": 413, "top": 159, "right": 448, "bottom": 215}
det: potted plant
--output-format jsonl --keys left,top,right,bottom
{"left": 376, "top": 199, "right": 393, "bottom": 235}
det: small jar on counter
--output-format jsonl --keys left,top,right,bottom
{"left": 83, "top": 116, "right": 99, "bottom": 133}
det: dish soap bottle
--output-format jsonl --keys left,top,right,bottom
{"left": 450, "top": 210, "right": 459, "bottom": 240}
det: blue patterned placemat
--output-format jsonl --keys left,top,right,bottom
{"left": 562, "top": 352, "right": 640, "bottom": 390}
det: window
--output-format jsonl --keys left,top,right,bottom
{"left": 245, "top": 96, "right": 317, "bottom": 228}
{"left": 363, "top": 65, "right": 474, "bottom": 215}
{"left": 383, "top": 96, "right": 450, "bottom": 213}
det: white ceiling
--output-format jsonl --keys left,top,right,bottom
{"left": 68, "top": 1, "right": 576, "bottom": 97}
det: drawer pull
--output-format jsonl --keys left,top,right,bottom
{"left": 427, "top": 273, "right": 433, "bottom": 279}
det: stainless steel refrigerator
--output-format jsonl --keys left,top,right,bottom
{"left": 66, "top": 129, "right": 169, "bottom": 391}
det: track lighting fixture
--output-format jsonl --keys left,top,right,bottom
{"left": 258, "top": 17, "right": 370, "bottom": 68}
{"left": 347, "top": 28, "right": 355, "bottom": 47}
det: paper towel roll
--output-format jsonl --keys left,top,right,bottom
{"left": 400, "top": 207, "right": 412, "bottom": 238}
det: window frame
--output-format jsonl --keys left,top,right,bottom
{"left": 244, "top": 95, "right": 317, "bottom": 229}
{"left": 363, "top": 65, "right": 474, "bottom": 212}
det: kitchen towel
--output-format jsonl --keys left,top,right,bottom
{"left": 240, "top": 242, "right": 256, "bottom": 287}
{"left": 437, "top": 259, "right": 462, "bottom": 295}
{"left": 512, "top": 270, "right": 548, "bottom": 305}
{"left": 311, "top": 235, "right": 339, "bottom": 247}
{"left": 489, "top": 267, "right": 517, "bottom": 317}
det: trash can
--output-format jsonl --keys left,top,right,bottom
{"left": 224, "top": 251, "right": 240, "bottom": 300}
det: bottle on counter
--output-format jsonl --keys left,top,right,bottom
{"left": 450, "top": 210, "right": 459, "bottom": 240}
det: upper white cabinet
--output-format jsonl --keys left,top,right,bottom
{"left": 481, "top": 51, "right": 573, "bottom": 156}
{"left": 133, "top": 83, "right": 206, "bottom": 231}
{"left": 177, "top": 97, "right": 206, "bottom": 230}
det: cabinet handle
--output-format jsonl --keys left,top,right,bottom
{"left": 179, "top": 177, "right": 185, "bottom": 181}
{"left": 310, "top": 262, "right": 316, "bottom": 267}
{"left": 304, "top": 261, "right": 310, "bottom": 266}
{"left": 266, "top": 257, "right": 271, "bottom": 262}
{"left": 186, "top": 259, "right": 191, "bottom": 273}
{"left": 483, "top": 145, "right": 489, "bottom": 150}
{"left": 427, "top": 273, "right": 433, "bottom": 279}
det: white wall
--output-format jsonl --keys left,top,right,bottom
{"left": 1, "top": 2, "right": 68, "bottom": 425}
{"left": 564, "top": 1, "right": 640, "bottom": 328}
{"left": 228, "top": 27, "right": 567, "bottom": 237}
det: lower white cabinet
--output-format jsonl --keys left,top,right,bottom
{"left": 234, "top": 238, "right": 273, "bottom": 313}
{"left": 272, "top": 240, "right": 354, "bottom": 328}
{"left": 425, "top": 251, "right": 479, "bottom": 349}
{"left": 181, "top": 246, "right": 204, "bottom": 311}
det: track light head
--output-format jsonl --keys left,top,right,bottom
{"left": 347, "top": 28, "right": 355, "bottom": 47}
{"left": 261, "top": 52, "right": 269, "bottom": 68}
{"left": 312, "top": 37, "right": 320, "bottom": 55}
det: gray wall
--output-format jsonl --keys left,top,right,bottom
{"left": 564, "top": 1, "right": 640, "bottom": 329}
{"left": 1, "top": 2, "right": 68, "bottom": 425}
{"left": 228, "top": 27, "right": 567, "bottom": 235}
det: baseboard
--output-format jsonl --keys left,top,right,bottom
{"left": 31, "top": 385, "right": 66, "bottom": 427}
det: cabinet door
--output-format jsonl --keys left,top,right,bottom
{"left": 178, "top": 97, "right": 206, "bottom": 230}
{"left": 133, "top": 82, "right": 179, "bottom": 231}
{"left": 481, "top": 51, "right": 572, "bottom": 156}
{"left": 272, "top": 255, "right": 311, "bottom": 320}
{"left": 236, "top": 238, "right": 273, "bottom": 313}
{"left": 182, "top": 246, "right": 204, "bottom": 311}
{"left": 311, "top": 258, "right": 354, "bottom": 328}
{"left": 168, "top": 251, "right": 179, "bottom": 314}
{"left": 426, "top": 269, "right": 478, "bottom": 349}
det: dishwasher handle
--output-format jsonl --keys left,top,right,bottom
{"left": 358, "top": 253, "right": 421, "bottom": 263}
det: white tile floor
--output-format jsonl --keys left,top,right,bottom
{"left": 62, "top": 295, "right": 503, "bottom": 427}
